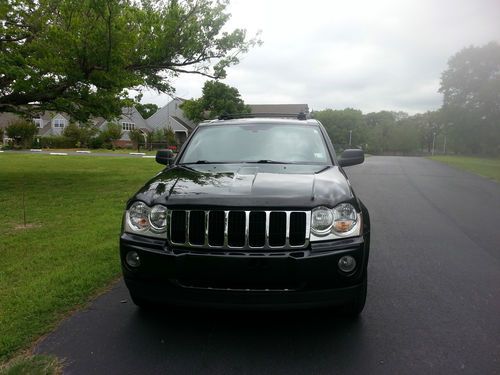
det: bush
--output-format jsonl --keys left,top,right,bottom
{"left": 6, "top": 120, "right": 38, "bottom": 149}
{"left": 38, "top": 136, "right": 74, "bottom": 149}
{"left": 88, "top": 136, "right": 104, "bottom": 149}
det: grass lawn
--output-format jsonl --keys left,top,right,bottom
{"left": 0, "top": 154, "right": 162, "bottom": 363}
{"left": 429, "top": 155, "right": 500, "bottom": 182}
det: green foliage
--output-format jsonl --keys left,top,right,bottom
{"left": 439, "top": 42, "right": 500, "bottom": 155}
{"left": 0, "top": 0, "right": 260, "bottom": 121}
{"left": 129, "top": 129, "right": 145, "bottom": 152}
{"left": 181, "top": 80, "right": 251, "bottom": 122}
{"left": 165, "top": 128, "right": 176, "bottom": 145}
{"left": 62, "top": 123, "right": 82, "bottom": 147}
{"left": 0, "top": 127, "right": 4, "bottom": 143}
{"left": 5, "top": 120, "right": 37, "bottom": 148}
{"left": 135, "top": 103, "right": 159, "bottom": 119}
{"left": 314, "top": 108, "right": 366, "bottom": 148}
{"left": 149, "top": 127, "right": 177, "bottom": 147}
{"left": 38, "top": 136, "right": 74, "bottom": 149}
{"left": 100, "top": 123, "right": 123, "bottom": 143}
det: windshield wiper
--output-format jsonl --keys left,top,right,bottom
{"left": 247, "top": 160, "right": 292, "bottom": 164}
{"left": 181, "top": 160, "right": 211, "bottom": 164}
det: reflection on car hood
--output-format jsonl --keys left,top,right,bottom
{"left": 133, "top": 164, "right": 353, "bottom": 208}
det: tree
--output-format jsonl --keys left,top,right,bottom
{"left": 0, "top": 0, "right": 260, "bottom": 121}
{"left": 100, "top": 123, "right": 123, "bottom": 148}
{"left": 63, "top": 123, "right": 83, "bottom": 147}
{"left": 165, "top": 128, "right": 176, "bottom": 146}
{"left": 181, "top": 80, "right": 250, "bottom": 122}
{"left": 439, "top": 42, "right": 500, "bottom": 155}
{"left": 136, "top": 103, "right": 159, "bottom": 119}
{"left": 5, "top": 120, "right": 37, "bottom": 148}
{"left": 313, "top": 108, "right": 366, "bottom": 150}
{"left": 129, "top": 129, "right": 145, "bottom": 152}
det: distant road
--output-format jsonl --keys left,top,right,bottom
{"left": 35, "top": 156, "right": 500, "bottom": 374}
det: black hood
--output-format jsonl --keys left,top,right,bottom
{"left": 132, "top": 164, "right": 353, "bottom": 209}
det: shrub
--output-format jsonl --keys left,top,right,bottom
{"left": 88, "top": 136, "right": 104, "bottom": 149}
{"left": 38, "top": 136, "right": 74, "bottom": 149}
{"left": 6, "top": 120, "right": 38, "bottom": 148}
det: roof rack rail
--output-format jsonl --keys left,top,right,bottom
{"left": 218, "top": 112, "right": 308, "bottom": 121}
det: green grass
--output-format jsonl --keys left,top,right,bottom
{"left": 0, "top": 154, "right": 162, "bottom": 362}
{"left": 0, "top": 355, "right": 62, "bottom": 375}
{"left": 429, "top": 155, "right": 500, "bottom": 182}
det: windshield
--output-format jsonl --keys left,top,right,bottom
{"left": 180, "top": 124, "right": 331, "bottom": 164}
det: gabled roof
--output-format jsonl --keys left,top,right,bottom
{"left": 0, "top": 112, "right": 20, "bottom": 128}
{"left": 146, "top": 99, "right": 195, "bottom": 131}
{"left": 120, "top": 107, "right": 148, "bottom": 129}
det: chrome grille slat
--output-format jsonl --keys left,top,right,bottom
{"left": 169, "top": 209, "right": 309, "bottom": 250}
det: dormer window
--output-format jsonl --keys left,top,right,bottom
{"left": 122, "top": 122, "right": 135, "bottom": 131}
{"left": 53, "top": 118, "right": 66, "bottom": 128}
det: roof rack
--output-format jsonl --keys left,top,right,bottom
{"left": 218, "top": 112, "right": 308, "bottom": 121}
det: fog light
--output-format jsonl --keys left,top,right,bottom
{"left": 338, "top": 255, "right": 356, "bottom": 273}
{"left": 126, "top": 251, "right": 141, "bottom": 268}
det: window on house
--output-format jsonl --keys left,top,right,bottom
{"left": 33, "top": 118, "right": 42, "bottom": 128}
{"left": 53, "top": 118, "right": 66, "bottom": 128}
{"left": 122, "top": 122, "right": 135, "bottom": 131}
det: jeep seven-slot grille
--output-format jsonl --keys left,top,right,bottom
{"left": 168, "top": 210, "right": 310, "bottom": 249}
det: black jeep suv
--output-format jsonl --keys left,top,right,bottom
{"left": 120, "top": 116, "right": 370, "bottom": 315}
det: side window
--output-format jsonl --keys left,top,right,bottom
{"left": 53, "top": 118, "right": 66, "bottom": 128}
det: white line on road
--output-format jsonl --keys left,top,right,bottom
{"left": 142, "top": 155, "right": 155, "bottom": 159}
{"left": 129, "top": 152, "right": 146, "bottom": 156}
{"left": 76, "top": 150, "right": 91, "bottom": 153}
{"left": 49, "top": 152, "right": 68, "bottom": 156}
{"left": 30, "top": 149, "right": 43, "bottom": 152}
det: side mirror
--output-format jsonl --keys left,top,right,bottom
{"left": 339, "top": 149, "right": 364, "bottom": 167}
{"left": 156, "top": 149, "right": 175, "bottom": 166}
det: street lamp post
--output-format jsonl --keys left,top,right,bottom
{"left": 349, "top": 130, "right": 352, "bottom": 147}
{"left": 431, "top": 132, "right": 436, "bottom": 156}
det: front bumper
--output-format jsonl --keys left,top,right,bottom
{"left": 120, "top": 232, "right": 370, "bottom": 308}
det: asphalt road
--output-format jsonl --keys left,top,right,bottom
{"left": 35, "top": 156, "right": 500, "bottom": 374}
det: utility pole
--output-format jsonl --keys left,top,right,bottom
{"left": 349, "top": 130, "right": 352, "bottom": 146}
{"left": 431, "top": 132, "right": 436, "bottom": 156}
{"left": 443, "top": 134, "right": 447, "bottom": 154}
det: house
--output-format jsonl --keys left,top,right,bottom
{"left": 248, "top": 104, "right": 310, "bottom": 116}
{"left": 98, "top": 107, "right": 151, "bottom": 148}
{"left": 145, "top": 97, "right": 194, "bottom": 144}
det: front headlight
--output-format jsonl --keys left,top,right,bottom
{"left": 311, "top": 206, "right": 334, "bottom": 235}
{"left": 310, "top": 203, "right": 361, "bottom": 240}
{"left": 332, "top": 203, "right": 357, "bottom": 234}
{"left": 125, "top": 201, "right": 167, "bottom": 238}
{"left": 127, "top": 201, "right": 151, "bottom": 232}
{"left": 150, "top": 205, "right": 168, "bottom": 231}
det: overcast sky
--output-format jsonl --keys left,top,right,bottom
{"left": 139, "top": 0, "right": 500, "bottom": 115}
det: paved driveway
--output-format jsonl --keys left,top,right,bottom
{"left": 35, "top": 156, "right": 500, "bottom": 374}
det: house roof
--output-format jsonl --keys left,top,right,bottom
{"left": 120, "top": 107, "right": 148, "bottom": 129}
{"left": 0, "top": 112, "right": 20, "bottom": 129}
{"left": 146, "top": 99, "right": 195, "bottom": 131}
{"left": 248, "top": 104, "right": 309, "bottom": 115}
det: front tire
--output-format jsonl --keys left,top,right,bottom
{"left": 340, "top": 276, "right": 367, "bottom": 317}
{"left": 129, "top": 292, "right": 156, "bottom": 309}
